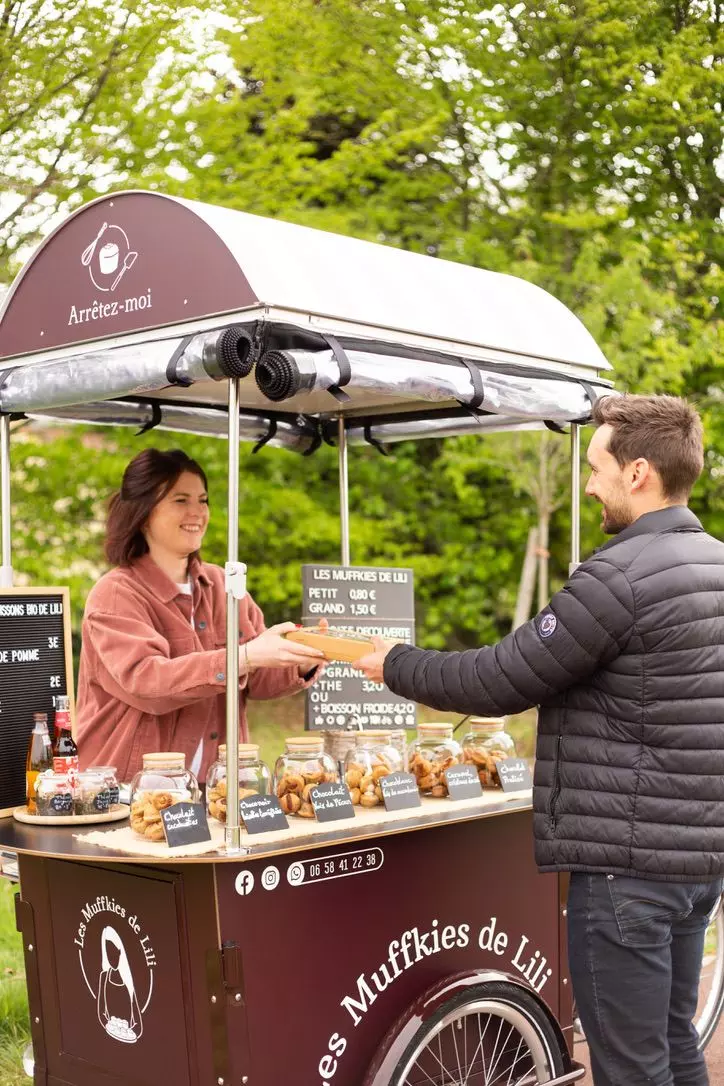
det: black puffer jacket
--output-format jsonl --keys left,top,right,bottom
{"left": 385, "top": 507, "right": 724, "bottom": 882}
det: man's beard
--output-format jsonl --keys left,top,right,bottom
{"left": 601, "top": 495, "right": 634, "bottom": 535}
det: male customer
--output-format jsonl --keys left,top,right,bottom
{"left": 358, "top": 395, "right": 724, "bottom": 1086}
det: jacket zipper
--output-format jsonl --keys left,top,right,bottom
{"left": 548, "top": 734, "right": 562, "bottom": 830}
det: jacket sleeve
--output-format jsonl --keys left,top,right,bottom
{"left": 84, "top": 608, "right": 229, "bottom": 715}
{"left": 242, "top": 595, "right": 306, "bottom": 702}
{"left": 383, "top": 557, "right": 635, "bottom": 716}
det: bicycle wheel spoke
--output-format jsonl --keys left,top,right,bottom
{"left": 450, "top": 1019, "right": 464, "bottom": 1081}
{"left": 486, "top": 1018, "right": 515, "bottom": 1084}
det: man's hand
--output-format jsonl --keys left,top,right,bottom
{"left": 357, "top": 636, "right": 396, "bottom": 683}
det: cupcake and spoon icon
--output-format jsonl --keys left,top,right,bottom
{"left": 81, "top": 222, "right": 138, "bottom": 292}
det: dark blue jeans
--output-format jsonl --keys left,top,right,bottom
{"left": 568, "top": 872, "right": 722, "bottom": 1086}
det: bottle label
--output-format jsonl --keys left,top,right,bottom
{"left": 50, "top": 792, "right": 73, "bottom": 814}
{"left": 94, "top": 790, "right": 111, "bottom": 813}
{"left": 53, "top": 755, "right": 79, "bottom": 774}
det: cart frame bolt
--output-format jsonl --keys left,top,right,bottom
{"left": 242, "top": 1078, "right": 249, "bottom": 1084}
{"left": 562, "top": 908, "right": 568, "bottom": 917}
{"left": 27, "top": 944, "right": 34, "bottom": 952}
{"left": 34, "top": 1017, "right": 39, "bottom": 1024}
{"left": 217, "top": 1078, "right": 224, "bottom": 1085}
{"left": 563, "top": 978, "right": 568, "bottom": 985}
{"left": 235, "top": 993, "right": 242, "bottom": 1003}
{"left": 211, "top": 995, "right": 217, "bottom": 1004}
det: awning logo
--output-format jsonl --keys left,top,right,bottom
{"left": 81, "top": 222, "right": 138, "bottom": 293}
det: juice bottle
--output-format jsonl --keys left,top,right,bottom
{"left": 26, "top": 712, "right": 53, "bottom": 814}
{"left": 52, "top": 695, "right": 79, "bottom": 785}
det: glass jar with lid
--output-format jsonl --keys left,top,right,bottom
{"left": 86, "top": 765, "right": 120, "bottom": 807}
{"left": 74, "top": 770, "right": 112, "bottom": 816}
{"left": 409, "top": 722, "right": 463, "bottom": 797}
{"left": 130, "top": 752, "right": 199, "bottom": 841}
{"left": 35, "top": 771, "right": 74, "bottom": 817}
{"left": 344, "top": 731, "right": 404, "bottom": 807}
{"left": 462, "top": 717, "right": 516, "bottom": 788}
{"left": 274, "top": 736, "right": 338, "bottom": 819}
{"left": 206, "top": 743, "right": 272, "bottom": 823}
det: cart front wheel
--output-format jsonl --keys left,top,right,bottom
{"left": 388, "top": 980, "right": 565, "bottom": 1086}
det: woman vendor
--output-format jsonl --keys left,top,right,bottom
{"left": 76, "top": 447, "right": 324, "bottom": 781}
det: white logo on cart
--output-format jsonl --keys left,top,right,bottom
{"left": 81, "top": 222, "right": 139, "bottom": 293}
{"left": 262, "top": 866, "right": 280, "bottom": 891}
{"left": 75, "top": 897, "right": 156, "bottom": 1046}
{"left": 97, "top": 927, "right": 144, "bottom": 1044}
{"left": 235, "top": 870, "right": 255, "bottom": 896}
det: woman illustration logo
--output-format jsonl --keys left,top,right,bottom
{"left": 97, "top": 926, "right": 143, "bottom": 1044}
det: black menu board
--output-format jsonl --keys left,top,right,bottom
{"left": 0, "top": 588, "right": 75, "bottom": 815}
{"left": 301, "top": 564, "right": 416, "bottom": 731}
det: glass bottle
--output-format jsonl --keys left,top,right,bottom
{"left": 129, "top": 752, "right": 199, "bottom": 841}
{"left": 344, "top": 732, "right": 404, "bottom": 807}
{"left": 274, "top": 736, "right": 338, "bottom": 818}
{"left": 408, "top": 722, "right": 463, "bottom": 797}
{"left": 52, "top": 695, "right": 79, "bottom": 783}
{"left": 462, "top": 717, "right": 516, "bottom": 788}
{"left": 26, "top": 712, "right": 53, "bottom": 814}
{"left": 206, "top": 743, "right": 272, "bottom": 823}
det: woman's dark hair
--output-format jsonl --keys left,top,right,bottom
{"left": 105, "top": 448, "right": 208, "bottom": 567}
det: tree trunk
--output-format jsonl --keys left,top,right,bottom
{"left": 513, "top": 526, "right": 538, "bottom": 631}
{"left": 537, "top": 511, "right": 550, "bottom": 613}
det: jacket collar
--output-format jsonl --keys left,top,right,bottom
{"left": 596, "top": 505, "right": 703, "bottom": 554}
{"left": 128, "top": 552, "right": 212, "bottom": 602}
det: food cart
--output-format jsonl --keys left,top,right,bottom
{"left": 0, "top": 190, "right": 617, "bottom": 1086}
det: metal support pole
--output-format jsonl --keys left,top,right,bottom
{"left": 338, "top": 416, "right": 350, "bottom": 567}
{"left": 225, "top": 381, "right": 242, "bottom": 853}
{"left": 570, "top": 423, "right": 581, "bottom": 575}
{"left": 0, "top": 415, "right": 12, "bottom": 587}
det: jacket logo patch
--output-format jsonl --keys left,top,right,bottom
{"left": 538, "top": 613, "right": 557, "bottom": 638}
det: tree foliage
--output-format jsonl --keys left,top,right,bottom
{"left": 2, "top": 0, "right": 722, "bottom": 650}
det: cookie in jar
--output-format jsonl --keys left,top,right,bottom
{"left": 206, "top": 743, "right": 271, "bottom": 823}
{"left": 462, "top": 718, "right": 516, "bottom": 788}
{"left": 409, "top": 722, "right": 463, "bottom": 797}
{"left": 129, "top": 752, "right": 199, "bottom": 842}
{"left": 274, "top": 736, "right": 338, "bottom": 818}
{"left": 344, "top": 731, "right": 404, "bottom": 807}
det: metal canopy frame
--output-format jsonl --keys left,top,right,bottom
{"left": 0, "top": 191, "right": 598, "bottom": 853}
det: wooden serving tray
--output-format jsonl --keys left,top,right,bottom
{"left": 285, "top": 626, "right": 375, "bottom": 663}
{"left": 12, "top": 804, "right": 130, "bottom": 827}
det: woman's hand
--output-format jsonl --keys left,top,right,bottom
{"left": 242, "top": 623, "right": 325, "bottom": 672}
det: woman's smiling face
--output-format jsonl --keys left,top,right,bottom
{"left": 142, "top": 471, "right": 209, "bottom": 559}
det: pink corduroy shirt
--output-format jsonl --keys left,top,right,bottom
{"left": 76, "top": 553, "right": 305, "bottom": 782}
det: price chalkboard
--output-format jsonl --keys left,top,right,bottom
{"left": 161, "top": 801, "right": 212, "bottom": 848}
{"left": 301, "top": 564, "right": 416, "bottom": 731}
{"left": 446, "top": 764, "right": 484, "bottom": 801}
{"left": 380, "top": 771, "right": 422, "bottom": 812}
{"left": 310, "top": 781, "right": 356, "bottom": 823}
{"left": 0, "top": 587, "right": 74, "bottom": 816}
{"left": 239, "top": 794, "right": 289, "bottom": 834}
{"left": 496, "top": 759, "right": 533, "bottom": 793}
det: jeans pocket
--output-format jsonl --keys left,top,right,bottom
{"left": 607, "top": 875, "right": 687, "bottom": 949}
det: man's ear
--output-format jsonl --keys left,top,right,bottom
{"left": 630, "top": 457, "right": 652, "bottom": 492}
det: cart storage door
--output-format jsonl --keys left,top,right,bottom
{"left": 17, "top": 858, "right": 214, "bottom": 1086}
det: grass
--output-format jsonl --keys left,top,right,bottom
{"left": 0, "top": 706, "right": 537, "bottom": 1081}
{"left": 0, "top": 880, "right": 30, "bottom": 1086}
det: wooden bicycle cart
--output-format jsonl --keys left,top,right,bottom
{"left": 0, "top": 188, "right": 617, "bottom": 1084}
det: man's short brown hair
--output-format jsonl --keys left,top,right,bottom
{"left": 592, "top": 394, "right": 704, "bottom": 501}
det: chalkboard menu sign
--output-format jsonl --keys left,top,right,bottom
{"left": 0, "top": 588, "right": 74, "bottom": 816}
{"left": 301, "top": 564, "right": 416, "bottom": 731}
